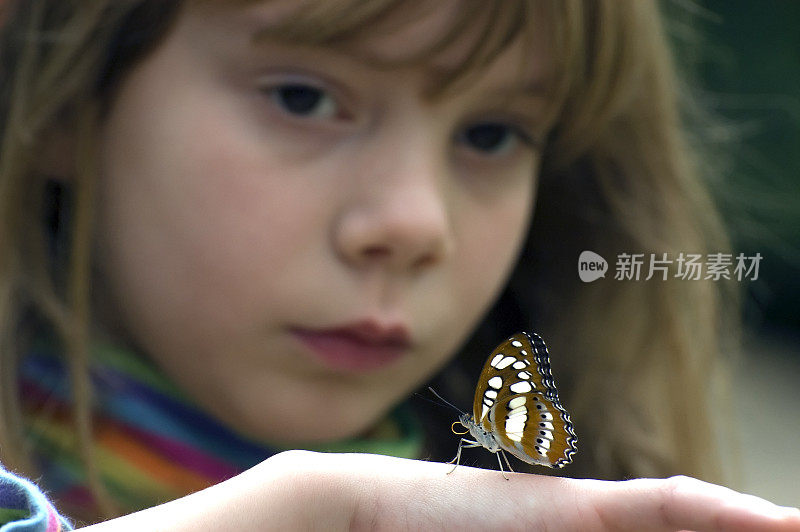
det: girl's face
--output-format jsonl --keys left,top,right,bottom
{"left": 94, "top": 1, "right": 551, "bottom": 443}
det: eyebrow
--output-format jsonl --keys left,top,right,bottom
{"left": 425, "top": 65, "right": 547, "bottom": 91}
{"left": 247, "top": 28, "right": 551, "bottom": 101}
{"left": 423, "top": 64, "right": 551, "bottom": 100}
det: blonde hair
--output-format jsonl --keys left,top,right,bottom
{"left": 0, "top": 0, "right": 737, "bottom": 521}
{"left": 524, "top": 2, "right": 738, "bottom": 482}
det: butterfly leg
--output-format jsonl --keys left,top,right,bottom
{"left": 447, "top": 438, "right": 481, "bottom": 474}
{"left": 494, "top": 452, "right": 510, "bottom": 480}
{"left": 500, "top": 450, "right": 516, "bottom": 476}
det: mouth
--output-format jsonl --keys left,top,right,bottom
{"left": 291, "top": 320, "right": 412, "bottom": 373}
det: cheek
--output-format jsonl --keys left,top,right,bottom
{"left": 95, "top": 76, "right": 323, "bottom": 346}
{"left": 453, "top": 186, "right": 534, "bottom": 303}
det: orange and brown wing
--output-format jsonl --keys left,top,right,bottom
{"left": 474, "top": 332, "right": 577, "bottom": 468}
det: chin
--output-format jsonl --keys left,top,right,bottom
{"left": 244, "top": 402, "right": 391, "bottom": 447}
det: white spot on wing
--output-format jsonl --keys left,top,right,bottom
{"left": 505, "top": 417, "right": 526, "bottom": 440}
{"left": 490, "top": 354, "right": 504, "bottom": 367}
{"left": 485, "top": 389, "right": 498, "bottom": 399}
{"left": 508, "top": 405, "right": 527, "bottom": 417}
{"left": 506, "top": 431, "right": 523, "bottom": 442}
{"left": 512, "top": 361, "right": 526, "bottom": 370}
{"left": 511, "top": 340, "right": 523, "bottom": 347}
{"left": 508, "top": 396, "right": 526, "bottom": 409}
{"left": 509, "top": 381, "right": 533, "bottom": 394}
{"left": 487, "top": 376, "right": 503, "bottom": 389}
{"left": 495, "top": 356, "right": 516, "bottom": 369}
{"left": 480, "top": 404, "right": 489, "bottom": 420}
{"left": 517, "top": 371, "right": 531, "bottom": 380}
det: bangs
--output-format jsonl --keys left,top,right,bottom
{"left": 192, "top": 0, "right": 651, "bottom": 167}
{"left": 245, "top": 0, "right": 555, "bottom": 100}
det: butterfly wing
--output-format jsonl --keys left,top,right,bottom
{"left": 473, "top": 332, "right": 577, "bottom": 468}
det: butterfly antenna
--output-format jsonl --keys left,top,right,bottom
{"left": 426, "top": 386, "right": 466, "bottom": 415}
{"left": 413, "top": 390, "right": 456, "bottom": 412}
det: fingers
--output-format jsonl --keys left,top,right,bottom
{"left": 260, "top": 452, "right": 800, "bottom": 532}
{"left": 593, "top": 475, "right": 800, "bottom": 532}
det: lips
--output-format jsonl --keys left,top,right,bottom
{"left": 291, "top": 321, "right": 412, "bottom": 373}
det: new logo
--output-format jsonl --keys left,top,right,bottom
{"left": 578, "top": 250, "right": 608, "bottom": 283}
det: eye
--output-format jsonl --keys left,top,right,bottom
{"left": 265, "top": 83, "right": 338, "bottom": 119}
{"left": 458, "top": 122, "right": 535, "bottom": 156}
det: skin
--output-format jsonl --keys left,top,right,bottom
{"left": 80, "top": 451, "right": 800, "bottom": 531}
{"left": 93, "top": 0, "right": 551, "bottom": 444}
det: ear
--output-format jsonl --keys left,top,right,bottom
{"left": 35, "top": 126, "right": 78, "bottom": 181}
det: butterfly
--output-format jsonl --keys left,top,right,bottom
{"left": 447, "top": 331, "right": 577, "bottom": 475}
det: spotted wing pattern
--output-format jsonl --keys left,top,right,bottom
{"left": 472, "top": 332, "right": 577, "bottom": 468}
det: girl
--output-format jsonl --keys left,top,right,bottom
{"left": 0, "top": 0, "right": 798, "bottom": 529}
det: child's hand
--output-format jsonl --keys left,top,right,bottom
{"left": 81, "top": 450, "right": 800, "bottom": 531}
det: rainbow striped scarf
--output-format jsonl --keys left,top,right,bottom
{"left": 20, "top": 337, "right": 422, "bottom": 521}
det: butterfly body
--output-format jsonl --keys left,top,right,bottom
{"left": 459, "top": 412, "right": 501, "bottom": 453}
{"left": 449, "top": 332, "right": 577, "bottom": 472}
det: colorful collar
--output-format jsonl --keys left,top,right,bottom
{"left": 20, "top": 336, "right": 422, "bottom": 518}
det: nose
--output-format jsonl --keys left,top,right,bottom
{"left": 333, "top": 158, "right": 453, "bottom": 273}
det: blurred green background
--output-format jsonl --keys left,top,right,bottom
{"left": 663, "top": 1, "right": 799, "bottom": 505}
{"left": 668, "top": 0, "right": 799, "bottom": 332}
